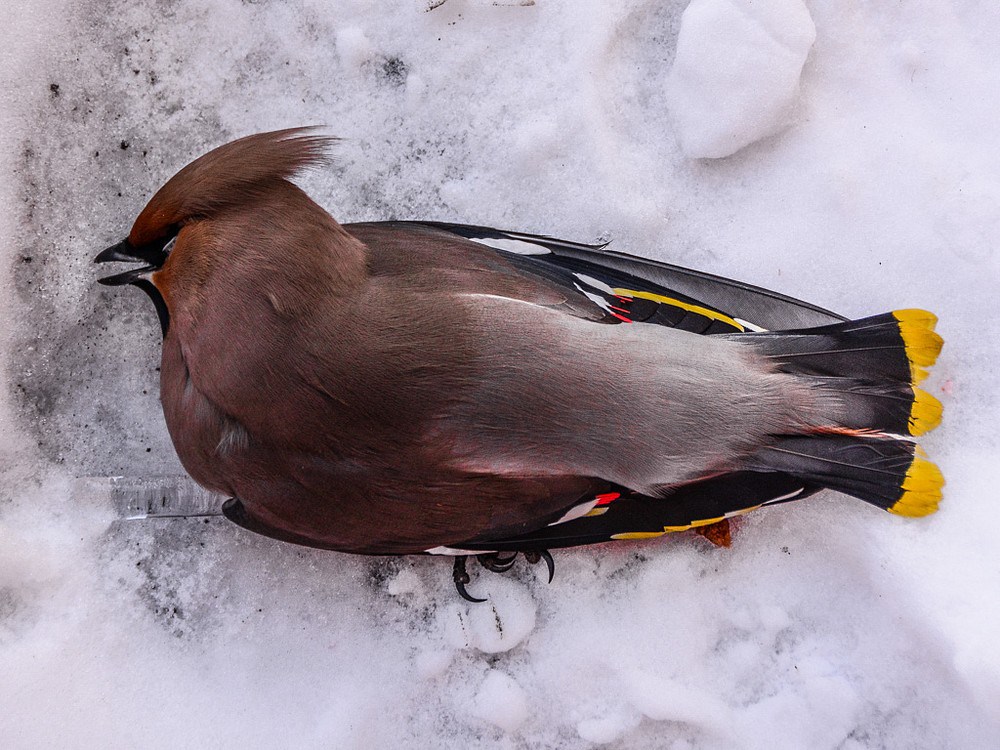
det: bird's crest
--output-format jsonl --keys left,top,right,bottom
{"left": 128, "top": 127, "right": 335, "bottom": 246}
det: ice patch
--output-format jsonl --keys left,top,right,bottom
{"left": 666, "top": 0, "right": 816, "bottom": 158}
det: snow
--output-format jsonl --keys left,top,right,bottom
{"left": 2, "top": 0, "right": 999, "bottom": 748}
{"left": 471, "top": 670, "right": 530, "bottom": 732}
{"left": 666, "top": 0, "right": 816, "bottom": 158}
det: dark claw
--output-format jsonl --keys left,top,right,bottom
{"left": 522, "top": 550, "right": 556, "bottom": 583}
{"left": 539, "top": 550, "right": 555, "bottom": 583}
{"left": 477, "top": 552, "right": 517, "bottom": 573}
{"left": 453, "top": 556, "right": 486, "bottom": 603}
{"left": 450, "top": 550, "right": 556, "bottom": 602}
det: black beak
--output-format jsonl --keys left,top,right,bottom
{"left": 94, "top": 239, "right": 137, "bottom": 264}
{"left": 95, "top": 236, "right": 172, "bottom": 337}
{"left": 95, "top": 238, "right": 160, "bottom": 286}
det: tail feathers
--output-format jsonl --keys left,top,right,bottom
{"left": 736, "top": 309, "right": 943, "bottom": 385}
{"left": 744, "top": 436, "right": 943, "bottom": 517}
{"left": 895, "top": 309, "right": 943, "bottom": 383}
{"left": 909, "top": 386, "right": 944, "bottom": 435}
{"left": 806, "top": 377, "right": 943, "bottom": 438}
{"left": 734, "top": 308, "right": 943, "bottom": 440}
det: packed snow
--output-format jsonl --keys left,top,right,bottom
{"left": 666, "top": 0, "right": 816, "bottom": 158}
{"left": 2, "top": 1, "right": 998, "bottom": 748}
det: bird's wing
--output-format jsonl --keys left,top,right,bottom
{"left": 346, "top": 222, "right": 840, "bottom": 552}
{"left": 445, "top": 474, "right": 822, "bottom": 553}
{"left": 412, "top": 222, "right": 847, "bottom": 331}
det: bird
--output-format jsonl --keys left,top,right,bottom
{"left": 96, "top": 128, "right": 944, "bottom": 601}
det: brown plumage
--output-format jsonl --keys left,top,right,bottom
{"left": 96, "top": 128, "right": 944, "bottom": 559}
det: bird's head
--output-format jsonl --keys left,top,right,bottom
{"left": 95, "top": 127, "right": 335, "bottom": 336}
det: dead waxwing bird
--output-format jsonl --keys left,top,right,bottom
{"left": 96, "top": 128, "right": 944, "bottom": 601}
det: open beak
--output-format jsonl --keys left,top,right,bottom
{"left": 94, "top": 239, "right": 159, "bottom": 286}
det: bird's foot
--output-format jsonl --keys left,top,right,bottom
{"left": 451, "top": 550, "right": 556, "bottom": 603}
{"left": 477, "top": 552, "right": 518, "bottom": 573}
{"left": 452, "top": 556, "right": 487, "bottom": 603}
{"left": 521, "top": 550, "right": 555, "bottom": 583}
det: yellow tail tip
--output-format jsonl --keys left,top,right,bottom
{"left": 908, "top": 387, "right": 943, "bottom": 436}
{"left": 888, "top": 453, "right": 944, "bottom": 517}
{"left": 893, "top": 308, "right": 938, "bottom": 330}
{"left": 893, "top": 309, "right": 943, "bottom": 378}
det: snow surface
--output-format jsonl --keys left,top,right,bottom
{"left": 2, "top": 0, "right": 999, "bottom": 748}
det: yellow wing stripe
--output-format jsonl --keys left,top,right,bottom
{"left": 614, "top": 289, "right": 745, "bottom": 331}
{"left": 611, "top": 515, "right": 742, "bottom": 539}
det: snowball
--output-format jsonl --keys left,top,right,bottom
{"left": 666, "top": 0, "right": 816, "bottom": 158}
{"left": 623, "top": 669, "right": 733, "bottom": 732}
{"left": 449, "top": 577, "right": 536, "bottom": 654}
{"left": 470, "top": 670, "right": 530, "bottom": 733}
{"left": 384, "top": 566, "right": 422, "bottom": 596}
{"left": 576, "top": 712, "right": 641, "bottom": 745}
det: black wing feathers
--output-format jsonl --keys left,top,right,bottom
{"left": 418, "top": 222, "right": 845, "bottom": 330}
